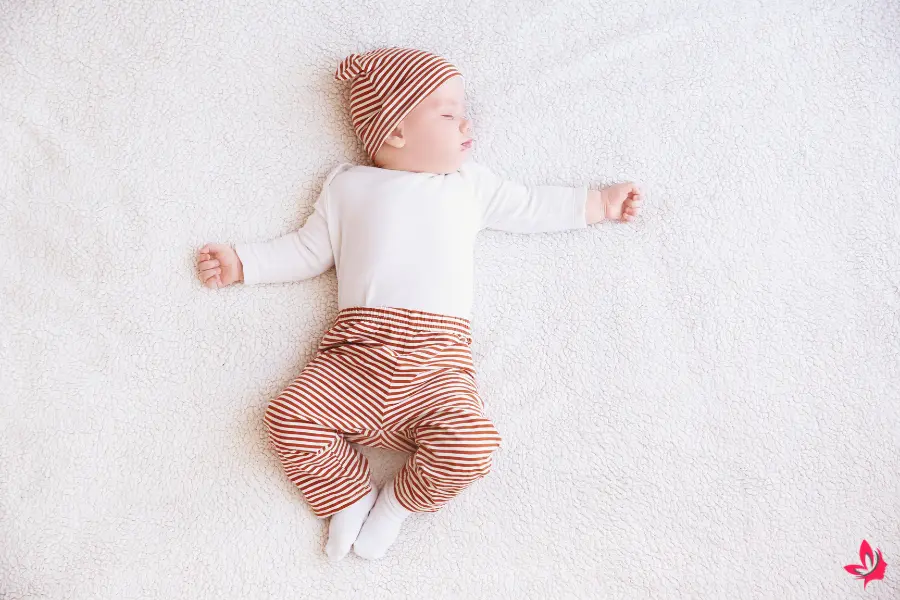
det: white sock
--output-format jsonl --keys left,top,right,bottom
{"left": 324, "top": 487, "right": 378, "bottom": 561}
{"left": 353, "top": 480, "right": 413, "bottom": 560}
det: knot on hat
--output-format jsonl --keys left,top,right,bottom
{"left": 333, "top": 47, "right": 462, "bottom": 160}
{"left": 334, "top": 53, "right": 365, "bottom": 82}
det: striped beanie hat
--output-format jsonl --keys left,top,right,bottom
{"left": 334, "top": 47, "right": 462, "bottom": 160}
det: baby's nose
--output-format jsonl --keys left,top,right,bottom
{"left": 461, "top": 118, "right": 472, "bottom": 135}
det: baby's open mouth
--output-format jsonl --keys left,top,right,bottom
{"left": 461, "top": 139, "right": 473, "bottom": 150}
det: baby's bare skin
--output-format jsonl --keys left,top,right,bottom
{"left": 197, "top": 244, "right": 241, "bottom": 289}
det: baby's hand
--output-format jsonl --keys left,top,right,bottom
{"left": 601, "top": 183, "right": 643, "bottom": 222}
{"left": 197, "top": 244, "right": 243, "bottom": 289}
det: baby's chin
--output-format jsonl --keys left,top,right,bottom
{"left": 443, "top": 148, "right": 472, "bottom": 173}
{"left": 408, "top": 156, "right": 468, "bottom": 175}
{"left": 438, "top": 157, "right": 469, "bottom": 174}
{"left": 377, "top": 145, "right": 469, "bottom": 174}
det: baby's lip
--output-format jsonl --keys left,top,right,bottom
{"left": 461, "top": 139, "right": 473, "bottom": 148}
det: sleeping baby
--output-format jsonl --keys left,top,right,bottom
{"left": 196, "top": 47, "right": 643, "bottom": 561}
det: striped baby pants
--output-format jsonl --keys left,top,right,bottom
{"left": 264, "top": 306, "right": 503, "bottom": 518}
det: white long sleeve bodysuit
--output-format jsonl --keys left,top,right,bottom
{"left": 234, "top": 161, "right": 589, "bottom": 320}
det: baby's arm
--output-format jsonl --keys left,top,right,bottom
{"left": 196, "top": 187, "right": 334, "bottom": 289}
{"left": 232, "top": 199, "right": 333, "bottom": 286}
{"left": 464, "top": 162, "right": 642, "bottom": 232}
{"left": 585, "top": 184, "right": 643, "bottom": 224}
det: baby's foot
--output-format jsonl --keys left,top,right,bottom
{"left": 324, "top": 487, "right": 378, "bottom": 561}
{"left": 353, "top": 480, "right": 412, "bottom": 560}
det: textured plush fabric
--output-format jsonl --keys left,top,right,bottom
{"left": 1, "top": 1, "right": 898, "bottom": 598}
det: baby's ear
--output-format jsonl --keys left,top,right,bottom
{"left": 382, "top": 123, "right": 406, "bottom": 149}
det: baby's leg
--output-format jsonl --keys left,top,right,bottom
{"left": 350, "top": 478, "right": 411, "bottom": 560}
{"left": 265, "top": 359, "right": 380, "bottom": 560}
{"left": 324, "top": 486, "right": 377, "bottom": 561}
{"left": 353, "top": 399, "right": 502, "bottom": 559}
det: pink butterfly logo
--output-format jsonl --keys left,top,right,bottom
{"left": 844, "top": 540, "right": 887, "bottom": 589}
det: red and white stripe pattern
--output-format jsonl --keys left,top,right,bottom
{"left": 334, "top": 47, "right": 462, "bottom": 160}
{"left": 264, "top": 306, "right": 502, "bottom": 517}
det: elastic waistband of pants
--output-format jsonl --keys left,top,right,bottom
{"left": 334, "top": 306, "right": 472, "bottom": 337}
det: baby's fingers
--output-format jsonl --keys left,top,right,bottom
{"left": 200, "top": 266, "right": 222, "bottom": 284}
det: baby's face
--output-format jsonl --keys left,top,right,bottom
{"left": 382, "top": 75, "right": 473, "bottom": 174}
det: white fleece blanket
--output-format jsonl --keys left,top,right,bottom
{"left": 2, "top": 1, "right": 899, "bottom": 598}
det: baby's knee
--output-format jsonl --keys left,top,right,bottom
{"left": 428, "top": 415, "right": 502, "bottom": 467}
{"left": 479, "top": 418, "right": 502, "bottom": 455}
{"left": 263, "top": 395, "right": 330, "bottom": 456}
{"left": 263, "top": 397, "right": 289, "bottom": 439}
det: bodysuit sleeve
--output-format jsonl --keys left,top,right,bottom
{"left": 233, "top": 186, "right": 334, "bottom": 286}
{"left": 463, "top": 162, "right": 589, "bottom": 233}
